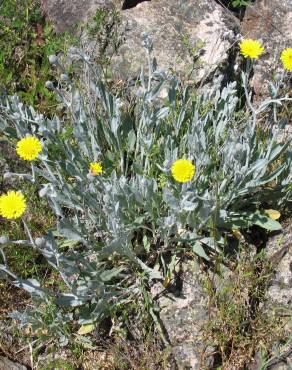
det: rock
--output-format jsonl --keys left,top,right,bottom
{"left": 241, "top": 0, "right": 292, "bottom": 100}
{"left": 41, "top": 0, "right": 239, "bottom": 83}
{"left": 40, "top": 0, "right": 117, "bottom": 33}
{"left": 265, "top": 223, "right": 292, "bottom": 308}
{"left": 113, "top": 0, "right": 239, "bottom": 82}
{"left": 0, "top": 357, "right": 27, "bottom": 370}
{"left": 152, "top": 260, "right": 213, "bottom": 369}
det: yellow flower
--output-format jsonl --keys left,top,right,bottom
{"left": 239, "top": 39, "right": 264, "bottom": 59}
{"left": 0, "top": 191, "right": 26, "bottom": 219}
{"left": 280, "top": 48, "right": 292, "bottom": 71}
{"left": 171, "top": 159, "right": 195, "bottom": 183}
{"left": 16, "top": 136, "right": 42, "bottom": 161}
{"left": 89, "top": 162, "right": 103, "bottom": 176}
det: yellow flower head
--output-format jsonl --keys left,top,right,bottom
{"left": 16, "top": 136, "right": 42, "bottom": 161}
{"left": 280, "top": 48, "right": 292, "bottom": 71}
{"left": 171, "top": 159, "right": 195, "bottom": 183}
{"left": 0, "top": 191, "right": 26, "bottom": 219}
{"left": 89, "top": 162, "right": 103, "bottom": 176}
{"left": 239, "top": 39, "right": 264, "bottom": 59}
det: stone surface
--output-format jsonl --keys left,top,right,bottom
{"left": 114, "top": 0, "right": 239, "bottom": 82}
{"left": 41, "top": 0, "right": 239, "bottom": 82}
{"left": 265, "top": 223, "right": 292, "bottom": 308}
{"left": 40, "top": 0, "right": 117, "bottom": 33}
{"left": 241, "top": 0, "right": 292, "bottom": 99}
{"left": 0, "top": 357, "right": 27, "bottom": 370}
{"left": 152, "top": 261, "right": 213, "bottom": 370}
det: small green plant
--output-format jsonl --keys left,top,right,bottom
{"left": 39, "top": 359, "right": 76, "bottom": 370}
{"left": 87, "top": 8, "right": 122, "bottom": 66}
{"left": 0, "top": 0, "right": 76, "bottom": 113}
{"left": 88, "top": 9, "right": 108, "bottom": 35}
{"left": 9, "top": 300, "right": 74, "bottom": 348}
{"left": 231, "top": 0, "right": 250, "bottom": 8}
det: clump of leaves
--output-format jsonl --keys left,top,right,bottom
{"left": 0, "top": 35, "right": 291, "bottom": 333}
{"left": 231, "top": 0, "right": 250, "bottom": 8}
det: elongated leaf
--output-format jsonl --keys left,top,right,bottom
{"left": 192, "top": 242, "right": 210, "bottom": 260}
{"left": 250, "top": 211, "right": 282, "bottom": 231}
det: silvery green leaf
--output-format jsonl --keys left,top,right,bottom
{"left": 56, "top": 293, "right": 87, "bottom": 307}
{"left": 180, "top": 199, "right": 197, "bottom": 212}
{"left": 163, "top": 188, "right": 179, "bottom": 211}
{"left": 168, "top": 78, "right": 178, "bottom": 104}
{"left": 249, "top": 211, "right": 282, "bottom": 231}
{"left": 58, "top": 219, "right": 88, "bottom": 246}
{"left": 200, "top": 236, "right": 224, "bottom": 250}
{"left": 268, "top": 82, "right": 277, "bottom": 98}
{"left": 100, "top": 267, "right": 124, "bottom": 282}
{"left": 135, "top": 258, "right": 162, "bottom": 279}
{"left": 192, "top": 242, "right": 210, "bottom": 260}
{"left": 14, "top": 278, "right": 49, "bottom": 299}
{"left": 153, "top": 107, "right": 169, "bottom": 121}
{"left": 59, "top": 335, "right": 69, "bottom": 347}
{"left": 146, "top": 79, "right": 166, "bottom": 101}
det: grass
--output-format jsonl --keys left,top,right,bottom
{"left": 87, "top": 8, "right": 122, "bottom": 66}
{"left": 0, "top": 0, "right": 77, "bottom": 114}
{"left": 202, "top": 247, "right": 290, "bottom": 369}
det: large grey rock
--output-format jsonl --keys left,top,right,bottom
{"left": 152, "top": 261, "right": 213, "bottom": 369}
{"left": 0, "top": 357, "right": 27, "bottom": 370}
{"left": 41, "top": 0, "right": 239, "bottom": 82}
{"left": 241, "top": 0, "right": 292, "bottom": 100}
{"left": 40, "top": 0, "right": 117, "bottom": 33}
{"left": 114, "top": 0, "right": 239, "bottom": 82}
{"left": 266, "top": 223, "right": 292, "bottom": 308}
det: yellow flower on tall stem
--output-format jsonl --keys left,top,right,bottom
{"left": 16, "top": 136, "right": 42, "bottom": 161}
{"left": 239, "top": 39, "right": 264, "bottom": 59}
{"left": 171, "top": 159, "right": 195, "bottom": 183}
{"left": 0, "top": 191, "right": 26, "bottom": 219}
{"left": 89, "top": 162, "right": 103, "bottom": 176}
{"left": 280, "top": 48, "right": 292, "bottom": 71}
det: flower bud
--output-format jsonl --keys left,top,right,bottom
{"left": 45, "top": 81, "right": 54, "bottom": 90}
{"left": 35, "top": 237, "right": 46, "bottom": 248}
{"left": 0, "top": 236, "right": 9, "bottom": 244}
{"left": 48, "top": 54, "right": 58, "bottom": 64}
{"left": 60, "top": 73, "right": 69, "bottom": 82}
{"left": 3, "top": 172, "right": 13, "bottom": 179}
{"left": 12, "top": 112, "right": 20, "bottom": 120}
